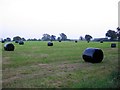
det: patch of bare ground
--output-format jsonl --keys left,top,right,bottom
{"left": 2, "top": 60, "right": 92, "bottom": 83}
{"left": 2, "top": 57, "right": 11, "bottom": 65}
{"left": 104, "top": 48, "right": 118, "bottom": 53}
{"left": 19, "top": 53, "right": 49, "bottom": 59}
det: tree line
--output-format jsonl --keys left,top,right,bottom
{"left": 1, "top": 27, "right": 120, "bottom": 42}
{"left": 1, "top": 33, "right": 69, "bottom": 42}
{"left": 106, "top": 27, "right": 120, "bottom": 41}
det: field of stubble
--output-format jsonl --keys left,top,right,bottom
{"left": 1, "top": 41, "right": 119, "bottom": 88}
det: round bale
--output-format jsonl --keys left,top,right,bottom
{"left": 15, "top": 40, "right": 19, "bottom": 43}
{"left": 75, "top": 40, "right": 78, "bottom": 43}
{"left": 1, "top": 40, "right": 5, "bottom": 43}
{"left": 4, "top": 43, "right": 15, "bottom": 51}
{"left": 82, "top": 48, "right": 104, "bottom": 63}
{"left": 19, "top": 41, "right": 24, "bottom": 45}
{"left": 111, "top": 43, "right": 116, "bottom": 48}
{"left": 100, "top": 40, "right": 103, "bottom": 43}
{"left": 59, "top": 40, "right": 61, "bottom": 42}
{"left": 47, "top": 42, "right": 53, "bottom": 46}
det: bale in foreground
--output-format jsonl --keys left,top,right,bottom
{"left": 4, "top": 43, "right": 15, "bottom": 51}
{"left": 82, "top": 48, "right": 104, "bottom": 63}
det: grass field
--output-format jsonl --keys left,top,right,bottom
{"left": 1, "top": 41, "right": 119, "bottom": 88}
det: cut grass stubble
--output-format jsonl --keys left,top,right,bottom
{"left": 2, "top": 41, "right": 119, "bottom": 88}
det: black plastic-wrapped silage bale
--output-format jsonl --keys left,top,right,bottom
{"left": 111, "top": 43, "right": 116, "bottom": 48}
{"left": 82, "top": 48, "right": 104, "bottom": 63}
{"left": 75, "top": 40, "right": 78, "bottom": 43}
{"left": 1, "top": 40, "right": 5, "bottom": 43}
{"left": 15, "top": 40, "right": 19, "bottom": 43}
{"left": 47, "top": 42, "right": 53, "bottom": 46}
{"left": 4, "top": 43, "right": 15, "bottom": 51}
{"left": 19, "top": 41, "right": 24, "bottom": 45}
{"left": 59, "top": 40, "right": 61, "bottom": 42}
{"left": 100, "top": 40, "right": 103, "bottom": 43}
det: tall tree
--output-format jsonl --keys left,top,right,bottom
{"left": 60, "top": 33, "right": 67, "bottom": 41}
{"left": 50, "top": 35, "right": 56, "bottom": 41}
{"left": 21, "top": 38, "right": 26, "bottom": 41}
{"left": 79, "top": 36, "right": 83, "bottom": 41}
{"left": 85, "top": 34, "right": 92, "bottom": 43}
{"left": 13, "top": 36, "right": 21, "bottom": 41}
{"left": 42, "top": 34, "right": 51, "bottom": 41}
{"left": 106, "top": 30, "right": 117, "bottom": 41}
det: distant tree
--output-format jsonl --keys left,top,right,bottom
{"left": 27, "top": 39, "right": 31, "bottom": 41}
{"left": 117, "top": 27, "right": 120, "bottom": 41}
{"left": 106, "top": 30, "right": 117, "bottom": 41}
{"left": 33, "top": 38, "right": 37, "bottom": 41}
{"left": 85, "top": 34, "right": 92, "bottom": 43}
{"left": 27, "top": 38, "right": 38, "bottom": 41}
{"left": 60, "top": 33, "right": 67, "bottom": 41}
{"left": 79, "top": 36, "right": 83, "bottom": 41}
{"left": 4, "top": 39, "right": 7, "bottom": 42}
{"left": 38, "top": 39, "right": 41, "bottom": 41}
{"left": 57, "top": 37, "right": 61, "bottom": 41}
{"left": 6, "top": 37, "right": 11, "bottom": 41}
{"left": 42, "top": 34, "right": 51, "bottom": 41}
{"left": 13, "top": 36, "right": 21, "bottom": 41}
{"left": 21, "top": 38, "right": 26, "bottom": 41}
{"left": 27, "top": 39, "right": 32, "bottom": 41}
{"left": 50, "top": 35, "right": 56, "bottom": 41}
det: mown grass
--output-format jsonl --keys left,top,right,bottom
{"left": 2, "top": 41, "right": 119, "bottom": 88}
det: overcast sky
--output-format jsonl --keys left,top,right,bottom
{"left": 0, "top": 0, "right": 119, "bottom": 40}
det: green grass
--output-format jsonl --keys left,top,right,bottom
{"left": 2, "top": 41, "right": 119, "bottom": 88}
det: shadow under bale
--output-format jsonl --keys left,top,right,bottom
{"left": 19, "top": 41, "right": 24, "bottom": 45}
{"left": 4, "top": 43, "right": 15, "bottom": 51}
{"left": 48, "top": 42, "right": 53, "bottom": 46}
{"left": 82, "top": 48, "right": 104, "bottom": 63}
{"left": 111, "top": 43, "right": 116, "bottom": 48}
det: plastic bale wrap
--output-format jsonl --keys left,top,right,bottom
{"left": 111, "top": 43, "right": 116, "bottom": 48}
{"left": 47, "top": 42, "right": 53, "bottom": 46}
{"left": 82, "top": 48, "right": 104, "bottom": 63}
{"left": 19, "top": 41, "right": 24, "bottom": 45}
{"left": 15, "top": 40, "right": 19, "bottom": 43}
{"left": 75, "top": 40, "right": 78, "bottom": 43}
{"left": 4, "top": 43, "right": 15, "bottom": 51}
